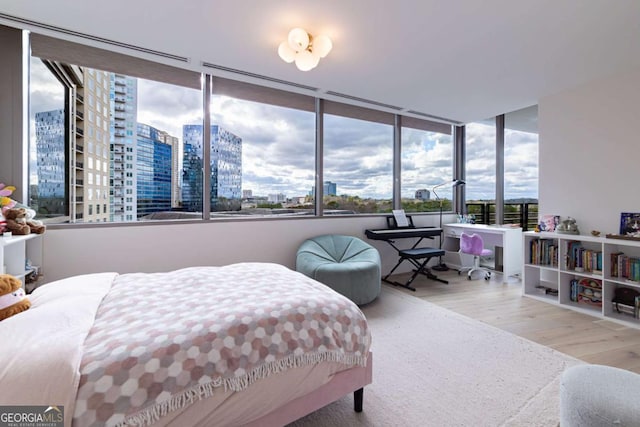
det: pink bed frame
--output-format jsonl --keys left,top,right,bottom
{"left": 244, "top": 352, "right": 373, "bottom": 426}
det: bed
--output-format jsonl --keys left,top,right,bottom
{"left": 0, "top": 262, "right": 372, "bottom": 427}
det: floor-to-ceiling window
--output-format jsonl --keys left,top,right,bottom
{"left": 28, "top": 33, "right": 201, "bottom": 223}
{"left": 400, "top": 121, "right": 453, "bottom": 213}
{"left": 28, "top": 57, "right": 66, "bottom": 220}
{"left": 210, "top": 80, "right": 316, "bottom": 217}
{"left": 465, "top": 121, "right": 497, "bottom": 223}
{"left": 323, "top": 102, "right": 394, "bottom": 214}
{"left": 504, "top": 105, "right": 539, "bottom": 229}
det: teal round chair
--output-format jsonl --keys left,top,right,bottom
{"left": 296, "top": 234, "right": 381, "bottom": 305}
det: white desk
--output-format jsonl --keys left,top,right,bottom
{"left": 441, "top": 223, "right": 523, "bottom": 281}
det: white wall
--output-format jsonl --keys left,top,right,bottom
{"left": 539, "top": 66, "right": 640, "bottom": 235}
{"left": 42, "top": 214, "right": 450, "bottom": 282}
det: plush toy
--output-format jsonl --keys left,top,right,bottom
{"left": 0, "top": 274, "right": 30, "bottom": 321}
{"left": 24, "top": 208, "right": 45, "bottom": 234}
{"left": 4, "top": 208, "right": 31, "bottom": 235}
{"left": 0, "top": 183, "right": 16, "bottom": 210}
{"left": 0, "top": 183, "right": 16, "bottom": 234}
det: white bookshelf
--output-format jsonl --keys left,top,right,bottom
{"left": 0, "top": 234, "right": 43, "bottom": 289}
{"left": 523, "top": 231, "right": 640, "bottom": 329}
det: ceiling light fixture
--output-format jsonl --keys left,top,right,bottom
{"left": 278, "top": 28, "right": 332, "bottom": 71}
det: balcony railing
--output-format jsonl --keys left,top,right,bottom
{"left": 465, "top": 202, "right": 538, "bottom": 231}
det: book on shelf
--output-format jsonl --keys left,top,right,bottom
{"left": 529, "top": 238, "right": 558, "bottom": 266}
{"left": 611, "top": 252, "right": 640, "bottom": 282}
{"left": 565, "top": 241, "right": 602, "bottom": 273}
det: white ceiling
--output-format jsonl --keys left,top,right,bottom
{"left": 1, "top": 0, "right": 640, "bottom": 124}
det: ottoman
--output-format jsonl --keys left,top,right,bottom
{"left": 560, "top": 364, "right": 640, "bottom": 426}
{"left": 296, "top": 234, "right": 381, "bottom": 305}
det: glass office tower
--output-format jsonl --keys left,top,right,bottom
{"left": 182, "top": 124, "right": 241, "bottom": 212}
{"left": 35, "top": 109, "right": 65, "bottom": 216}
{"left": 136, "top": 123, "right": 175, "bottom": 218}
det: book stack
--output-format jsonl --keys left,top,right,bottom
{"left": 611, "top": 252, "right": 640, "bottom": 282}
{"left": 529, "top": 239, "right": 558, "bottom": 266}
{"left": 566, "top": 241, "right": 602, "bottom": 273}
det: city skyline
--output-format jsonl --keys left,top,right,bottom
{"left": 29, "top": 59, "right": 538, "bottom": 203}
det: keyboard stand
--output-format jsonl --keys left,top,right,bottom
{"left": 383, "top": 247, "right": 447, "bottom": 291}
{"left": 365, "top": 216, "right": 448, "bottom": 291}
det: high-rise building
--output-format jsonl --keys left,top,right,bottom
{"left": 136, "top": 123, "right": 176, "bottom": 218}
{"left": 415, "top": 189, "right": 430, "bottom": 200}
{"left": 34, "top": 64, "right": 111, "bottom": 223}
{"left": 81, "top": 68, "right": 112, "bottom": 223}
{"left": 324, "top": 181, "right": 337, "bottom": 196}
{"left": 182, "top": 125, "right": 242, "bottom": 212}
{"left": 310, "top": 181, "right": 337, "bottom": 198}
{"left": 160, "top": 130, "right": 181, "bottom": 209}
{"left": 109, "top": 74, "right": 138, "bottom": 222}
{"left": 35, "top": 110, "right": 65, "bottom": 214}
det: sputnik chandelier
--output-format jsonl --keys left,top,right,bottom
{"left": 278, "top": 28, "right": 332, "bottom": 71}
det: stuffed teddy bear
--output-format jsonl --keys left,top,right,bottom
{"left": 0, "top": 274, "right": 30, "bottom": 321}
{"left": 24, "top": 208, "right": 46, "bottom": 234}
{"left": 4, "top": 207, "right": 31, "bottom": 235}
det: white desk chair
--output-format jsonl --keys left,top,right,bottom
{"left": 458, "top": 232, "right": 492, "bottom": 280}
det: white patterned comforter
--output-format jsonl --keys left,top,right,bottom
{"left": 69, "top": 263, "right": 370, "bottom": 426}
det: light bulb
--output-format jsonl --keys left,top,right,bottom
{"left": 288, "top": 28, "right": 309, "bottom": 51}
{"left": 312, "top": 35, "right": 332, "bottom": 58}
{"left": 278, "top": 41, "right": 297, "bottom": 63}
{"left": 295, "top": 50, "right": 319, "bottom": 71}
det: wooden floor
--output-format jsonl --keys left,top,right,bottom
{"left": 389, "top": 268, "right": 640, "bottom": 374}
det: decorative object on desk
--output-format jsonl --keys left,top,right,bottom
{"left": 555, "top": 217, "right": 580, "bottom": 235}
{"left": 431, "top": 179, "right": 465, "bottom": 271}
{"left": 0, "top": 274, "right": 30, "bottom": 321}
{"left": 538, "top": 214, "right": 560, "bottom": 232}
{"left": 456, "top": 214, "right": 475, "bottom": 224}
{"left": 619, "top": 212, "right": 640, "bottom": 237}
{"left": 590, "top": 230, "right": 601, "bottom": 237}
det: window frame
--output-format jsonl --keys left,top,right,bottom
{"left": 24, "top": 30, "right": 460, "bottom": 228}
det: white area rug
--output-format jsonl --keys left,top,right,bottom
{"left": 290, "top": 286, "right": 583, "bottom": 427}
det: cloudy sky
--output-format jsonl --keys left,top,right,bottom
{"left": 29, "top": 58, "right": 538, "bottom": 201}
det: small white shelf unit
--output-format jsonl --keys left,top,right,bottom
{"left": 523, "top": 231, "right": 640, "bottom": 328}
{"left": 0, "top": 234, "right": 43, "bottom": 286}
